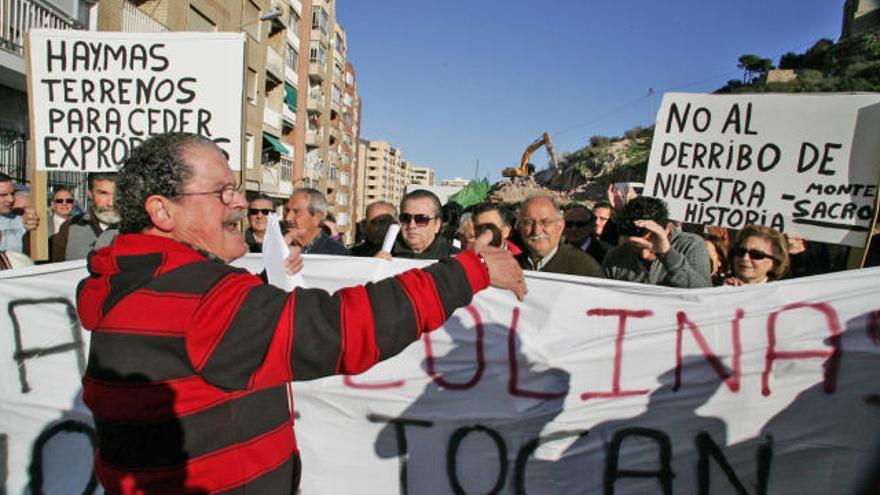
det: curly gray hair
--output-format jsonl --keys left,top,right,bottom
{"left": 116, "top": 132, "right": 217, "bottom": 233}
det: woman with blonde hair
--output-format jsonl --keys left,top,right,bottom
{"left": 724, "top": 224, "right": 790, "bottom": 286}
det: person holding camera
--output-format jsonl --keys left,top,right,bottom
{"left": 603, "top": 196, "right": 712, "bottom": 288}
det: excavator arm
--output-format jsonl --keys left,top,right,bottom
{"left": 503, "top": 132, "right": 558, "bottom": 178}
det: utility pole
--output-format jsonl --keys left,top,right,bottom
{"left": 647, "top": 88, "right": 655, "bottom": 127}
{"left": 474, "top": 158, "right": 479, "bottom": 180}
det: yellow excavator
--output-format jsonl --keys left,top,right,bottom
{"left": 502, "top": 132, "right": 559, "bottom": 178}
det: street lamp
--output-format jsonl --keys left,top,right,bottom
{"left": 239, "top": 6, "right": 283, "bottom": 29}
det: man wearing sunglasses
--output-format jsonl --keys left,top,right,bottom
{"left": 392, "top": 189, "right": 460, "bottom": 259}
{"left": 603, "top": 196, "right": 712, "bottom": 288}
{"left": 564, "top": 205, "right": 612, "bottom": 263}
{"left": 49, "top": 187, "right": 77, "bottom": 235}
{"left": 76, "top": 132, "right": 526, "bottom": 494}
{"left": 245, "top": 195, "right": 275, "bottom": 253}
{"left": 51, "top": 172, "right": 120, "bottom": 261}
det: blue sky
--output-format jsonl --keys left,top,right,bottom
{"left": 337, "top": 1, "right": 844, "bottom": 182}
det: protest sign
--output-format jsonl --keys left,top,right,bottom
{"left": 1, "top": 256, "right": 879, "bottom": 494}
{"left": 644, "top": 92, "right": 880, "bottom": 247}
{"left": 27, "top": 30, "right": 245, "bottom": 171}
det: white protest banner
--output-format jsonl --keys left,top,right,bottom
{"left": 27, "top": 30, "right": 245, "bottom": 171}
{"left": 2, "top": 256, "right": 880, "bottom": 494}
{"left": 644, "top": 92, "right": 880, "bottom": 247}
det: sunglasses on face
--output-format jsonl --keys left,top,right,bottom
{"left": 53, "top": 198, "right": 75, "bottom": 204}
{"left": 399, "top": 213, "right": 433, "bottom": 226}
{"left": 732, "top": 247, "right": 777, "bottom": 262}
{"left": 565, "top": 220, "right": 590, "bottom": 228}
{"left": 248, "top": 208, "right": 273, "bottom": 216}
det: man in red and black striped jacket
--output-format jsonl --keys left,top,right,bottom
{"left": 77, "top": 133, "right": 527, "bottom": 494}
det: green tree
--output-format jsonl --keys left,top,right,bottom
{"left": 737, "top": 54, "right": 774, "bottom": 83}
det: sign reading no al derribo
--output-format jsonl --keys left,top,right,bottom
{"left": 645, "top": 92, "right": 880, "bottom": 247}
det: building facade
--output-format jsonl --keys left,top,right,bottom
{"left": 408, "top": 164, "right": 435, "bottom": 186}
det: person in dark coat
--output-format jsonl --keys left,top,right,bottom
{"left": 514, "top": 195, "right": 604, "bottom": 278}
{"left": 284, "top": 188, "right": 349, "bottom": 255}
{"left": 392, "top": 190, "right": 459, "bottom": 259}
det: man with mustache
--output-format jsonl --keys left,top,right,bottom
{"left": 51, "top": 172, "right": 120, "bottom": 261}
{"left": 514, "top": 195, "right": 604, "bottom": 277}
{"left": 76, "top": 132, "right": 526, "bottom": 493}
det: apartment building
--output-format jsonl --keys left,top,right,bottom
{"left": 304, "top": 0, "right": 360, "bottom": 243}
{"left": 408, "top": 164, "right": 435, "bottom": 187}
{"left": 360, "top": 139, "right": 407, "bottom": 210}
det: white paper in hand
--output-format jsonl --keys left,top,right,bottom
{"left": 381, "top": 223, "right": 400, "bottom": 254}
{"left": 263, "top": 212, "right": 305, "bottom": 291}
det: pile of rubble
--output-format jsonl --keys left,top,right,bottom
{"left": 487, "top": 171, "right": 608, "bottom": 206}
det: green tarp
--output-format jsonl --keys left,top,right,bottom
{"left": 284, "top": 83, "right": 297, "bottom": 112}
{"left": 447, "top": 178, "right": 491, "bottom": 209}
{"left": 263, "top": 133, "right": 289, "bottom": 154}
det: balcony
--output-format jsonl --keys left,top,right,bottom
{"left": 122, "top": 0, "right": 168, "bottom": 32}
{"left": 286, "top": 25, "right": 300, "bottom": 52}
{"left": 266, "top": 46, "right": 284, "bottom": 81}
{"left": 308, "top": 60, "right": 326, "bottom": 81}
{"left": 285, "top": 65, "right": 298, "bottom": 85}
{"left": 305, "top": 129, "right": 321, "bottom": 147}
{"left": 307, "top": 89, "right": 323, "bottom": 113}
{"left": 282, "top": 105, "right": 296, "bottom": 125}
{"left": 289, "top": 0, "right": 302, "bottom": 16}
{"left": 263, "top": 105, "right": 282, "bottom": 134}
{"left": 0, "top": 0, "right": 83, "bottom": 58}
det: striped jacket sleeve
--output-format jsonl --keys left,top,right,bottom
{"left": 189, "top": 251, "right": 489, "bottom": 390}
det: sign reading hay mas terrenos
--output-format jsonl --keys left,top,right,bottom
{"left": 28, "top": 29, "right": 245, "bottom": 171}
{"left": 644, "top": 92, "right": 880, "bottom": 247}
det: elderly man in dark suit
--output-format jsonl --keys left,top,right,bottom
{"left": 514, "top": 196, "right": 604, "bottom": 278}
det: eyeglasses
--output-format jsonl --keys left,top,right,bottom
{"left": 732, "top": 247, "right": 777, "bottom": 262}
{"left": 176, "top": 183, "right": 244, "bottom": 205}
{"left": 248, "top": 208, "right": 273, "bottom": 216}
{"left": 53, "top": 198, "right": 75, "bottom": 204}
{"left": 565, "top": 220, "right": 590, "bottom": 228}
{"left": 518, "top": 218, "right": 559, "bottom": 230}
{"left": 399, "top": 213, "right": 434, "bottom": 226}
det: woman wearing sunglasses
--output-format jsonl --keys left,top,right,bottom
{"left": 724, "top": 224, "right": 790, "bottom": 286}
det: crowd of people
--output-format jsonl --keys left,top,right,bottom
{"left": 232, "top": 183, "right": 875, "bottom": 289}
{"left": 0, "top": 168, "right": 876, "bottom": 287}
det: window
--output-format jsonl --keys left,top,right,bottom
{"left": 339, "top": 172, "right": 350, "bottom": 186}
{"left": 246, "top": 67, "right": 258, "bottom": 104}
{"left": 281, "top": 155, "right": 292, "bottom": 182}
{"left": 335, "top": 33, "right": 344, "bottom": 53}
{"left": 311, "top": 7, "right": 328, "bottom": 35}
{"left": 245, "top": 133, "right": 254, "bottom": 169}
{"left": 286, "top": 44, "right": 299, "bottom": 71}
{"left": 243, "top": 1, "right": 261, "bottom": 40}
{"left": 336, "top": 192, "right": 347, "bottom": 206}
{"left": 187, "top": 6, "right": 216, "bottom": 32}
{"left": 309, "top": 41, "right": 326, "bottom": 68}
{"left": 288, "top": 11, "right": 300, "bottom": 36}
{"left": 328, "top": 164, "right": 338, "bottom": 181}
{"left": 337, "top": 212, "right": 348, "bottom": 226}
